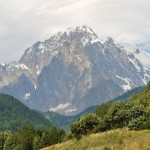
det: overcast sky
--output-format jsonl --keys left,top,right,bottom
{"left": 0, "top": 0, "right": 150, "bottom": 63}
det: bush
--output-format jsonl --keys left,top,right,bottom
{"left": 128, "top": 116, "right": 145, "bottom": 130}
{"left": 71, "top": 113, "right": 99, "bottom": 138}
{"left": 63, "top": 132, "right": 74, "bottom": 141}
{"left": 93, "top": 119, "right": 108, "bottom": 133}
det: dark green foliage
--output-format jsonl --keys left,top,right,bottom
{"left": 39, "top": 132, "right": 50, "bottom": 148}
{"left": 71, "top": 84, "right": 150, "bottom": 137}
{"left": 93, "top": 119, "right": 108, "bottom": 133}
{"left": 106, "top": 101, "right": 130, "bottom": 128}
{"left": 0, "top": 125, "right": 66, "bottom": 150}
{"left": 3, "top": 134, "right": 16, "bottom": 150}
{"left": 0, "top": 132, "right": 17, "bottom": 150}
{"left": 57, "top": 128, "right": 66, "bottom": 143}
{"left": 63, "top": 132, "right": 74, "bottom": 141}
{"left": 130, "top": 105, "right": 145, "bottom": 118}
{"left": 33, "top": 135, "right": 41, "bottom": 150}
{"left": 0, "top": 93, "right": 52, "bottom": 131}
{"left": 0, "top": 132, "right": 8, "bottom": 150}
{"left": 71, "top": 113, "right": 99, "bottom": 138}
{"left": 16, "top": 124, "right": 36, "bottom": 150}
{"left": 128, "top": 116, "right": 146, "bottom": 130}
{"left": 48, "top": 126, "right": 60, "bottom": 145}
{"left": 71, "top": 121, "right": 83, "bottom": 139}
{"left": 95, "top": 102, "right": 112, "bottom": 119}
{"left": 80, "top": 113, "right": 99, "bottom": 133}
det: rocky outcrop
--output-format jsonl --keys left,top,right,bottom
{"left": 1, "top": 26, "right": 150, "bottom": 115}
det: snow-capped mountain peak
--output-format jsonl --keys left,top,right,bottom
{"left": 1, "top": 26, "right": 150, "bottom": 115}
{"left": 116, "top": 43, "right": 139, "bottom": 54}
{"left": 116, "top": 42, "right": 150, "bottom": 68}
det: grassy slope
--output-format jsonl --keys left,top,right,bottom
{"left": 42, "top": 128, "right": 150, "bottom": 150}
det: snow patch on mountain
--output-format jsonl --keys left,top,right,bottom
{"left": 128, "top": 57, "right": 141, "bottom": 72}
{"left": 117, "top": 43, "right": 150, "bottom": 68}
{"left": 117, "top": 43, "right": 137, "bottom": 53}
{"left": 116, "top": 75, "right": 131, "bottom": 91}
{"left": 66, "top": 108, "right": 77, "bottom": 113}
{"left": 135, "top": 52, "right": 150, "bottom": 68}
{"left": 23, "top": 93, "right": 30, "bottom": 100}
{"left": 49, "top": 102, "right": 69, "bottom": 112}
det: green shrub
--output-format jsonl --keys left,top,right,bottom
{"left": 128, "top": 116, "right": 145, "bottom": 130}
{"left": 71, "top": 113, "right": 99, "bottom": 138}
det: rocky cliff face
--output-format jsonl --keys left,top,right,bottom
{"left": 1, "top": 26, "right": 150, "bottom": 115}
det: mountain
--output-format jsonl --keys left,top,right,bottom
{"left": 111, "top": 86, "right": 143, "bottom": 102}
{"left": 137, "top": 42, "right": 150, "bottom": 52}
{"left": 43, "top": 86, "right": 143, "bottom": 130}
{"left": 0, "top": 93, "right": 52, "bottom": 131}
{"left": 0, "top": 25, "right": 150, "bottom": 115}
{"left": 42, "top": 83, "right": 150, "bottom": 150}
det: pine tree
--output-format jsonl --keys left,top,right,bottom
{"left": 33, "top": 136, "right": 41, "bottom": 150}
{"left": 39, "top": 132, "right": 50, "bottom": 148}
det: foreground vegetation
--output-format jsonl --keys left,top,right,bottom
{"left": 70, "top": 84, "right": 150, "bottom": 138}
{"left": 0, "top": 83, "right": 149, "bottom": 150}
{"left": 0, "top": 124, "right": 65, "bottom": 150}
{"left": 42, "top": 128, "right": 150, "bottom": 150}
{"left": 42, "top": 83, "right": 150, "bottom": 150}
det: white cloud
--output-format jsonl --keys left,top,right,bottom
{"left": 0, "top": 0, "right": 150, "bottom": 63}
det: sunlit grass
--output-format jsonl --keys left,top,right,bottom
{"left": 41, "top": 128, "right": 150, "bottom": 150}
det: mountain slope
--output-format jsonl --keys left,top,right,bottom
{"left": 0, "top": 26, "right": 150, "bottom": 115}
{"left": 111, "top": 86, "right": 143, "bottom": 102}
{"left": 43, "top": 86, "right": 143, "bottom": 130}
{"left": 42, "top": 83, "right": 150, "bottom": 149}
{"left": 0, "top": 93, "right": 52, "bottom": 131}
{"left": 43, "top": 106, "right": 96, "bottom": 131}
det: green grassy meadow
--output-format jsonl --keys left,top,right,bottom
{"left": 42, "top": 128, "right": 150, "bottom": 150}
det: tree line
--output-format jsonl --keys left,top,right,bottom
{"left": 0, "top": 124, "right": 65, "bottom": 150}
{"left": 70, "top": 83, "right": 150, "bottom": 139}
{"left": 0, "top": 94, "right": 52, "bottom": 131}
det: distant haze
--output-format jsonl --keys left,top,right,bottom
{"left": 0, "top": 0, "right": 150, "bottom": 63}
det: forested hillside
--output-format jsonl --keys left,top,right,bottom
{"left": 0, "top": 94, "right": 51, "bottom": 131}
{"left": 70, "top": 83, "right": 150, "bottom": 138}
{"left": 0, "top": 124, "right": 66, "bottom": 150}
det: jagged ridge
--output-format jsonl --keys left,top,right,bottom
{"left": 0, "top": 25, "right": 150, "bottom": 115}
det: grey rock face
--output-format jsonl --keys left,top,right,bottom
{"left": 0, "top": 26, "right": 150, "bottom": 115}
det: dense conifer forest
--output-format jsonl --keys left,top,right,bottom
{"left": 0, "top": 94, "right": 51, "bottom": 131}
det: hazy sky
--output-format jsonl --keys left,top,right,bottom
{"left": 0, "top": 0, "right": 150, "bottom": 63}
